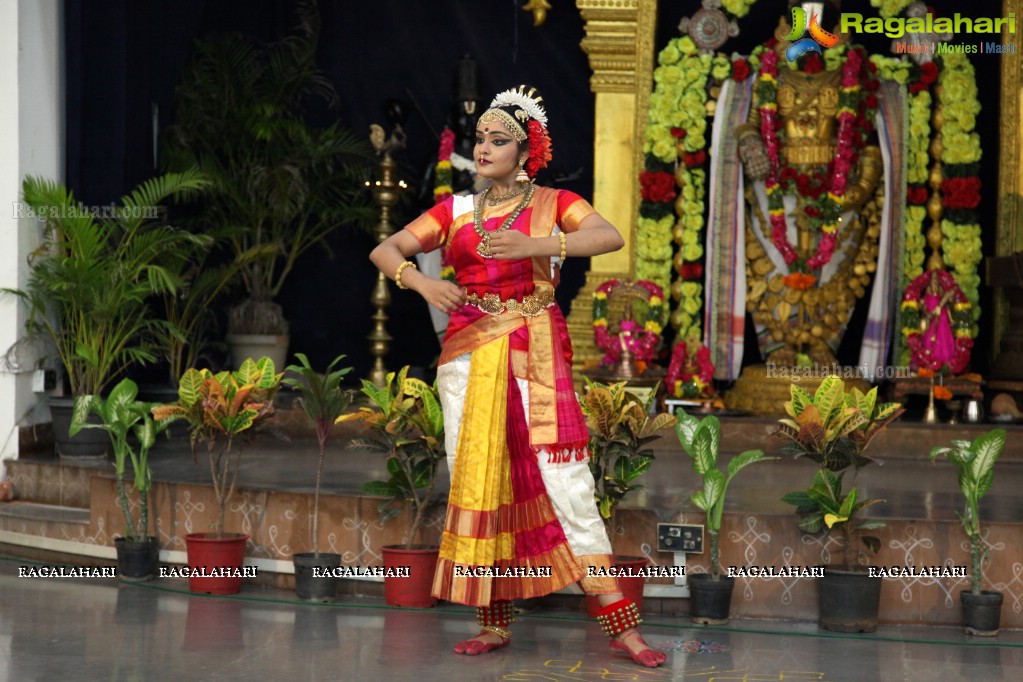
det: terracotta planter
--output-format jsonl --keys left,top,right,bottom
{"left": 585, "top": 555, "right": 648, "bottom": 617}
{"left": 184, "top": 532, "right": 249, "bottom": 595}
{"left": 381, "top": 545, "right": 439, "bottom": 608}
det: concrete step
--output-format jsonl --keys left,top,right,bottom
{"left": 3, "top": 458, "right": 99, "bottom": 508}
{"left": 0, "top": 500, "right": 90, "bottom": 525}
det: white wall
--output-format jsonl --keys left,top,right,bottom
{"left": 0, "top": 0, "right": 64, "bottom": 474}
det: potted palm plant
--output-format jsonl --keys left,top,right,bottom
{"left": 282, "top": 353, "right": 353, "bottom": 602}
{"left": 152, "top": 356, "right": 282, "bottom": 594}
{"left": 776, "top": 376, "right": 904, "bottom": 633}
{"left": 930, "top": 428, "right": 1007, "bottom": 636}
{"left": 163, "top": 4, "right": 374, "bottom": 367}
{"left": 71, "top": 378, "right": 172, "bottom": 580}
{"left": 339, "top": 366, "right": 445, "bottom": 607}
{"left": 578, "top": 379, "right": 675, "bottom": 615}
{"left": 675, "top": 409, "right": 776, "bottom": 624}
{"left": 4, "top": 171, "right": 209, "bottom": 458}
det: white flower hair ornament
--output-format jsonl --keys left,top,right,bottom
{"left": 490, "top": 85, "right": 548, "bottom": 128}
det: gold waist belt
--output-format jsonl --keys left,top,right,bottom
{"left": 465, "top": 289, "right": 555, "bottom": 317}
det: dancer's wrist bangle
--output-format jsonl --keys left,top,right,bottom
{"left": 394, "top": 260, "right": 417, "bottom": 289}
{"left": 558, "top": 232, "right": 567, "bottom": 260}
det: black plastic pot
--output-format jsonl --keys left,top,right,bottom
{"left": 50, "top": 397, "right": 109, "bottom": 459}
{"left": 688, "top": 573, "right": 735, "bottom": 625}
{"left": 115, "top": 537, "right": 160, "bottom": 582}
{"left": 293, "top": 553, "right": 342, "bottom": 602}
{"left": 961, "top": 590, "right": 1003, "bottom": 636}
{"left": 817, "top": 569, "right": 881, "bottom": 633}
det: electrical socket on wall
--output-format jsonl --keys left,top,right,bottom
{"left": 32, "top": 369, "right": 56, "bottom": 393}
{"left": 656, "top": 523, "right": 704, "bottom": 553}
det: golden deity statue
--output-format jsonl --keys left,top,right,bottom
{"left": 707, "top": 0, "right": 902, "bottom": 413}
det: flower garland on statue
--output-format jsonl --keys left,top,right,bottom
{"left": 433, "top": 128, "right": 455, "bottom": 204}
{"left": 432, "top": 128, "right": 459, "bottom": 283}
{"left": 936, "top": 52, "right": 982, "bottom": 330}
{"left": 869, "top": 55, "right": 938, "bottom": 290}
{"left": 900, "top": 269, "right": 973, "bottom": 374}
{"left": 592, "top": 280, "right": 666, "bottom": 370}
{"left": 641, "top": 34, "right": 760, "bottom": 343}
{"left": 666, "top": 335, "right": 716, "bottom": 398}
{"left": 756, "top": 46, "right": 880, "bottom": 274}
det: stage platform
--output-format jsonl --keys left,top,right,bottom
{"left": 2, "top": 410, "right": 1022, "bottom": 629}
{"left": 2, "top": 555, "right": 1022, "bottom": 681}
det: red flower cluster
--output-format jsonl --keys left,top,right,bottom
{"left": 907, "top": 185, "right": 929, "bottom": 205}
{"left": 683, "top": 150, "right": 706, "bottom": 168}
{"left": 670, "top": 127, "right": 687, "bottom": 139}
{"left": 732, "top": 58, "right": 750, "bottom": 82}
{"left": 910, "top": 61, "right": 939, "bottom": 94}
{"left": 525, "top": 119, "right": 553, "bottom": 178}
{"left": 941, "top": 176, "right": 982, "bottom": 210}
{"left": 680, "top": 262, "right": 703, "bottom": 280}
{"left": 640, "top": 170, "right": 677, "bottom": 203}
{"left": 802, "top": 53, "right": 824, "bottom": 74}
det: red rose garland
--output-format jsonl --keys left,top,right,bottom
{"left": 758, "top": 47, "right": 879, "bottom": 273}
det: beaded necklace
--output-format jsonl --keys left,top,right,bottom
{"left": 474, "top": 183, "right": 536, "bottom": 258}
{"left": 487, "top": 183, "right": 529, "bottom": 205}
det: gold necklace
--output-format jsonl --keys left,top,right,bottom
{"left": 487, "top": 183, "right": 529, "bottom": 205}
{"left": 474, "top": 184, "right": 536, "bottom": 258}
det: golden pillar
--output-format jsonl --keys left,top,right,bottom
{"left": 568, "top": 1, "right": 657, "bottom": 374}
{"left": 992, "top": 0, "right": 1023, "bottom": 361}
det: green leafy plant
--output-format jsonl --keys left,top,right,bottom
{"left": 283, "top": 353, "right": 354, "bottom": 556}
{"left": 163, "top": 3, "right": 374, "bottom": 336}
{"left": 579, "top": 380, "right": 675, "bottom": 540}
{"left": 5, "top": 172, "right": 209, "bottom": 396}
{"left": 338, "top": 367, "right": 445, "bottom": 550}
{"left": 71, "top": 378, "right": 172, "bottom": 541}
{"left": 155, "top": 231, "right": 245, "bottom": 384}
{"left": 930, "top": 428, "right": 1007, "bottom": 595}
{"left": 675, "top": 410, "right": 776, "bottom": 580}
{"left": 775, "top": 376, "right": 904, "bottom": 572}
{"left": 152, "top": 356, "right": 282, "bottom": 535}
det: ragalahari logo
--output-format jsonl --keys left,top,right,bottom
{"left": 785, "top": 5, "right": 840, "bottom": 62}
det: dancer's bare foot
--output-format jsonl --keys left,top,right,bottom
{"left": 453, "top": 629, "right": 509, "bottom": 655}
{"left": 610, "top": 628, "right": 666, "bottom": 667}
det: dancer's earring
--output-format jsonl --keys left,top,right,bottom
{"left": 515, "top": 159, "right": 530, "bottom": 184}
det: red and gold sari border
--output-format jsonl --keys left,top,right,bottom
{"left": 432, "top": 542, "right": 585, "bottom": 606}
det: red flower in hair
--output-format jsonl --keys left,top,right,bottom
{"left": 525, "top": 119, "right": 552, "bottom": 178}
{"left": 670, "top": 127, "right": 687, "bottom": 139}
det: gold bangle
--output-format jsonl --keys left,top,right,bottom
{"left": 558, "top": 232, "right": 567, "bottom": 261}
{"left": 394, "top": 260, "right": 417, "bottom": 289}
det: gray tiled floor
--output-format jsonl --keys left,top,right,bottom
{"left": 2, "top": 555, "right": 1021, "bottom": 682}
